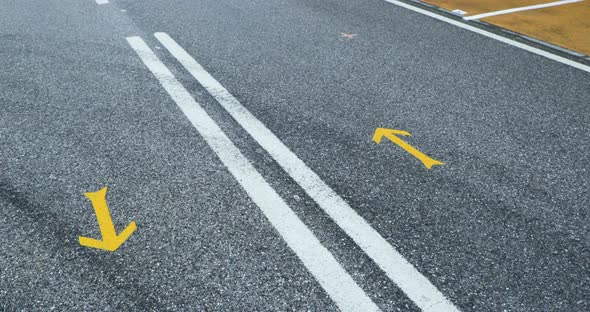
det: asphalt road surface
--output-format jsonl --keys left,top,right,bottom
{"left": 1, "top": 0, "right": 589, "bottom": 311}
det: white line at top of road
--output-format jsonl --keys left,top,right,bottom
{"left": 126, "top": 36, "right": 380, "bottom": 312}
{"left": 382, "top": 0, "right": 590, "bottom": 73}
{"left": 154, "top": 32, "right": 461, "bottom": 312}
{"left": 464, "top": 0, "right": 584, "bottom": 20}
{"left": 95, "top": 0, "right": 109, "bottom": 4}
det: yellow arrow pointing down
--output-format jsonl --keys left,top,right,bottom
{"left": 79, "top": 187, "right": 136, "bottom": 252}
{"left": 373, "top": 128, "right": 444, "bottom": 169}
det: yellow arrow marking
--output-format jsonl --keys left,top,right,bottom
{"left": 79, "top": 187, "right": 136, "bottom": 252}
{"left": 373, "top": 128, "right": 444, "bottom": 169}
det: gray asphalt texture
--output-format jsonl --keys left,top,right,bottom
{"left": 1, "top": 0, "right": 589, "bottom": 311}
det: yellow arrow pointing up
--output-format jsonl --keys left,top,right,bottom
{"left": 79, "top": 187, "right": 136, "bottom": 252}
{"left": 373, "top": 128, "right": 444, "bottom": 169}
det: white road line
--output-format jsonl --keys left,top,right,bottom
{"left": 126, "top": 36, "right": 380, "bottom": 312}
{"left": 464, "top": 0, "right": 583, "bottom": 20}
{"left": 382, "top": 0, "right": 590, "bottom": 73}
{"left": 154, "top": 32, "right": 460, "bottom": 312}
{"left": 95, "top": 0, "right": 109, "bottom": 4}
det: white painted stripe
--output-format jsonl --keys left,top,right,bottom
{"left": 154, "top": 32, "right": 460, "bottom": 312}
{"left": 381, "top": 0, "right": 590, "bottom": 73}
{"left": 95, "top": 0, "right": 109, "bottom": 4}
{"left": 464, "top": 0, "right": 583, "bottom": 20}
{"left": 126, "top": 36, "right": 380, "bottom": 312}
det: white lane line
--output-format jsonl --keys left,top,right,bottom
{"left": 95, "top": 0, "right": 109, "bottom": 4}
{"left": 154, "top": 32, "right": 460, "bottom": 312}
{"left": 464, "top": 0, "right": 584, "bottom": 20}
{"left": 381, "top": 0, "right": 590, "bottom": 73}
{"left": 126, "top": 36, "right": 380, "bottom": 312}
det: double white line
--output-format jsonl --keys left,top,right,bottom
{"left": 127, "top": 33, "right": 459, "bottom": 312}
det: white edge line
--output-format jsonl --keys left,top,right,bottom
{"left": 154, "top": 32, "right": 461, "bottom": 312}
{"left": 382, "top": 0, "right": 590, "bottom": 73}
{"left": 126, "top": 36, "right": 380, "bottom": 312}
{"left": 464, "top": 0, "right": 583, "bottom": 20}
